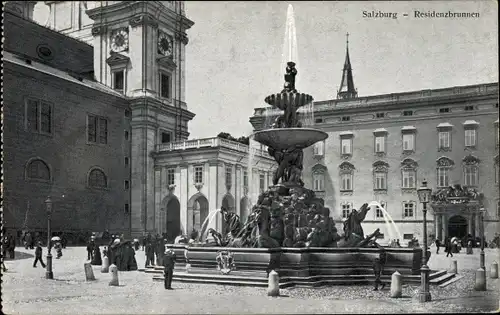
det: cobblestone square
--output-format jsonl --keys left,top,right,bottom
{"left": 2, "top": 247, "right": 499, "bottom": 314}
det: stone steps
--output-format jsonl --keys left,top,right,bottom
{"left": 144, "top": 268, "right": 452, "bottom": 288}
{"left": 438, "top": 274, "right": 463, "bottom": 287}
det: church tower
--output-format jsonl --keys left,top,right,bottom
{"left": 82, "top": 1, "right": 196, "bottom": 236}
{"left": 337, "top": 33, "right": 358, "bottom": 100}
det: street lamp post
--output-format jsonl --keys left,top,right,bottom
{"left": 45, "top": 196, "right": 53, "bottom": 280}
{"left": 480, "top": 207, "right": 485, "bottom": 270}
{"left": 417, "top": 179, "right": 432, "bottom": 303}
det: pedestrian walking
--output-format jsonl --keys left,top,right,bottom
{"left": 435, "top": 238, "right": 441, "bottom": 254}
{"left": 372, "top": 250, "right": 386, "bottom": 291}
{"left": 445, "top": 238, "right": 453, "bottom": 257}
{"left": 163, "top": 248, "right": 176, "bottom": 290}
{"left": 33, "top": 241, "right": 46, "bottom": 268}
{"left": 87, "top": 238, "right": 96, "bottom": 261}
{"left": 145, "top": 241, "right": 154, "bottom": 267}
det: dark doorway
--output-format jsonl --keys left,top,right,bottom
{"left": 166, "top": 197, "right": 181, "bottom": 242}
{"left": 448, "top": 215, "right": 468, "bottom": 239}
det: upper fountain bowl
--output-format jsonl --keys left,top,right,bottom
{"left": 265, "top": 92, "right": 313, "bottom": 110}
{"left": 252, "top": 128, "right": 328, "bottom": 150}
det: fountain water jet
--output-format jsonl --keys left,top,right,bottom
{"left": 368, "top": 201, "right": 404, "bottom": 243}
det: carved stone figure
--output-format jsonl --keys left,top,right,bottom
{"left": 282, "top": 61, "right": 298, "bottom": 93}
{"left": 343, "top": 203, "right": 370, "bottom": 240}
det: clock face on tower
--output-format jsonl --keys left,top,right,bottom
{"left": 110, "top": 28, "right": 129, "bottom": 53}
{"left": 158, "top": 31, "right": 173, "bottom": 57}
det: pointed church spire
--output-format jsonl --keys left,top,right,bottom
{"left": 337, "top": 32, "right": 358, "bottom": 100}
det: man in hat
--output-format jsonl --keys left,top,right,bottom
{"left": 163, "top": 248, "right": 176, "bottom": 290}
{"left": 33, "top": 241, "right": 46, "bottom": 268}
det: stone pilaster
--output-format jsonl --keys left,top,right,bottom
{"left": 179, "top": 164, "right": 188, "bottom": 234}
{"left": 154, "top": 167, "right": 161, "bottom": 233}
{"left": 208, "top": 160, "right": 219, "bottom": 230}
{"left": 235, "top": 165, "right": 242, "bottom": 217}
{"left": 441, "top": 214, "right": 447, "bottom": 239}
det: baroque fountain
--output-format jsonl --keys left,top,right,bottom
{"left": 156, "top": 62, "right": 424, "bottom": 287}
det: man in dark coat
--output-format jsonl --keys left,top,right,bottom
{"left": 87, "top": 238, "right": 96, "bottom": 261}
{"left": 91, "top": 245, "right": 102, "bottom": 265}
{"left": 145, "top": 241, "right": 154, "bottom": 267}
{"left": 445, "top": 237, "right": 453, "bottom": 257}
{"left": 372, "top": 251, "right": 386, "bottom": 291}
{"left": 435, "top": 238, "right": 441, "bottom": 254}
{"left": 163, "top": 249, "right": 176, "bottom": 289}
{"left": 8, "top": 234, "right": 16, "bottom": 259}
{"left": 33, "top": 241, "right": 46, "bottom": 268}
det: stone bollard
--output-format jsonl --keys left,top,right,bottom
{"left": 390, "top": 271, "right": 402, "bottom": 298}
{"left": 449, "top": 260, "right": 458, "bottom": 274}
{"left": 84, "top": 262, "right": 96, "bottom": 281}
{"left": 490, "top": 262, "right": 499, "bottom": 279}
{"left": 267, "top": 270, "right": 280, "bottom": 297}
{"left": 101, "top": 256, "right": 109, "bottom": 273}
{"left": 474, "top": 268, "right": 486, "bottom": 291}
{"left": 109, "top": 264, "right": 119, "bottom": 286}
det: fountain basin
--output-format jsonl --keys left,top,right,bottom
{"left": 253, "top": 128, "right": 328, "bottom": 150}
{"left": 167, "top": 245, "right": 423, "bottom": 280}
{"left": 264, "top": 92, "right": 313, "bottom": 110}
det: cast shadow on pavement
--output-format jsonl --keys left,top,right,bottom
{"left": 4, "top": 251, "right": 35, "bottom": 261}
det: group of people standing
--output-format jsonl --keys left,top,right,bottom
{"left": 143, "top": 233, "right": 166, "bottom": 268}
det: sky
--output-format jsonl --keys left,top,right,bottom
{"left": 184, "top": 1, "right": 498, "bottom": 139}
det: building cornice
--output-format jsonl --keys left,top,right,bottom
{"left": 129, "top": 96, "right": 195, "bottom": 121}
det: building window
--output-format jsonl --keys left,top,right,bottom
{"left": 124, "top": 157, "right": 129, "bottom": 165}
{"left": 403, "top": 110, "right": 413, "bottom": 116}
{"left": 403, "top": 233, "right": 414, "bottom": 240}
{"left": 374, "top": 172, "right": 387, "bottom": 190}
{"left": 463, "top": 166, "right": 478, "bottom": 187}
{"left": 112, "top": 70, "right": 125, "bottom": 92}
{"left": 464, "top": 105, "right": 474, "bottom": 111}
{"left": 315, "top": 118, "right": 323, "bottom": 124}
{"left": 124, "top": 180, "right": 129, "bottom": 189}
{"left": 375, "top": 201, "right": 386, "bottom": 219}
{"left": 341, "top": 202, "right": 351, "bottom": 219}
{"left": 124, "top": 130, "right": 129, "bottom": 140}
{"left": 161, "top": 131, "right": 171, "bottom": 144}
{"left": 439, "top": 108, "right": 450, "bottom": 113}
{"left": 403, "top": 202, "right": 414, "bottom": 218}
{"left": 243, "top": 171, "right": 248, "bottom": 189}
{"left": 160, "top": 72, "right": 171, "bottom": 98}
{"left": 313, "top": 171, "right": 325, "bottom": 191}
{"left": 194, "top": 166, "right": 204, "bottom": 184}
{"left": 87, "top": 115, "right": 108, "bottom": 144}
{"left": 339, "top": 162, "right": 355, "bottom": 191}
{"left": 376, "top": 112, "right": 385, "bottom": 118}
{"left": 375, "top": 135, "right": 385, "bottom": 153}
{"left": 25, "top": 99, "right": 52, "bottom": 134}
{"left": 438, "top": 131, "right": 451, "bottom": 150}
{"left": 341, "top": 138, "right": 352, "bottom": 155}
{"left": 341, "top": 116, "right": 351, "bottom": 122}
{"left": 402, "top": 170, "right": 416, "bottom": 189}
{"left": 26, "top": 159, "right": 50, "bottom": 181}
{"left": 259, "top": 174, "right": 265, "bottom": 192}
{"left": 465, "top": 128, "right": 477, "bottom": 147}
{"left": 167, "top": 168, "right": 175, "bottom": 186}
{"left": 437, "top": 167, "right": 449, "bottom": 187}
{"left": 124, "top": 203, "right": 130, "bottom": 214}
{"left": 88, "top": 168, "right": 107, "bottom": 189}
{"left": 313, "top": 141, "right": 325, "bottom": 156}
{"left": 402, "top": 133, "right": 415, "bottom": 151}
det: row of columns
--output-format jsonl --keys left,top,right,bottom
{"left": 434, "top": 212, "right": 479, "bottom": 240}
{"left": 153, "top": 162, "right": 272, "bottom": 236}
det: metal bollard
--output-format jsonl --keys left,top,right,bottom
{"left": 84, "top": 262, "right": 96, "bottom": 281}
{"left": 267, "top": 270, "right": 280, "bottom": 297}
{"left": 109, "top": 264, "right": 119, "bottom": 286}
{"left": 390, "top": 271, "right": 402, "bottom": 298}
{"left": 474, "top": 268, "right": 486, "bottom": 291}
{"left": 101, "top": 256, "right": 109, "bottom": 273}
{"left": 490, "top": 262, "right": 498, "bottom": 279}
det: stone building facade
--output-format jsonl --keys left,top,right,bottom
{"left": 251, "top": 82, "right": 499, "bottom": 244}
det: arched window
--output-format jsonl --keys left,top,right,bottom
{"left": 436, "top": 156, "right": 454, "bottom": 188}
{"left": 312, "top": 164, "right": 327, "bottom": 192}
{"left": 339, "top": 162, "right": 355, "bottom": 192}
{"left": 401, "top": 158, "right": 418, "bottom": 191}
{"left": 26, "top": 159, "right": 50, "bottom": 180}
{"left": 88, "top": 168, "right": 107, "bottom": 188}
{"left": 373, "top": 161, "right": 389, "bottom": 191}
{"left": 462, "top": 155, "right": 480, "bottom": 187}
